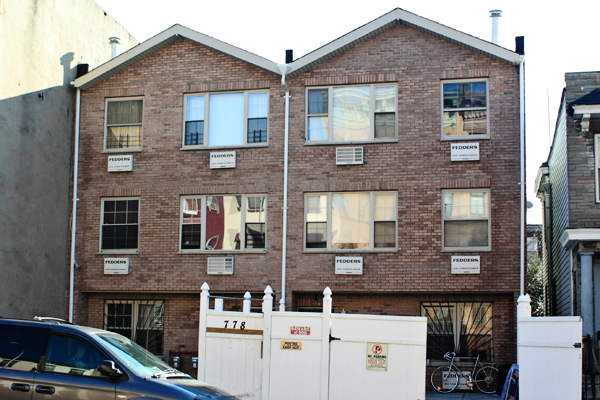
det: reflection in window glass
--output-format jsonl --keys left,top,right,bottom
{"left": 442, "top": 81, "right": 487, "bottom": 137}
{"left": 332, "top": 86, "right": 370, "bottom": 142}
{"left": 208, "top": 93, "right": 244, "bottom": 146}
{"left": 205, "top": 195, "right": 242, "bottom": 250}
{"left": 443, "top": 190, "right": 489, "bottom": 249}
{"left": 45, "top": 335, "right": 105, "bottom": 376}
{"left": 331, "top": 193, "right": 370, "bottom": 249}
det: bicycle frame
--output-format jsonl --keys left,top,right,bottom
{"left": 430, "top": 351, "right": 498, "bottom": 394}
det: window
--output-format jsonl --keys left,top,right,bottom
{"left": 104, "top": 300, "right": 164, "bottom": 356}
{"left": 105, "top": 98, "right": 143, "bottom": 151}
{"left": 45, "top": 335, "right": 108, "bottom": 376}
{"left": 180, "top": 195, "right": 266, "bottom": 252}
{"left": 442, "top": 189, "right": 490, "bottom": 251}
{"left": 101, "top": 198, "right": 139, "bottom": 252}
{"left": 183, "top": 91, "right": 268, "bottom": 148}
{"left": 421, "top": 302, "right": 493, "bottom": 361}
{"left": 304, "top": 192, "right": 397, "bottom": 251}
{"left": 0, "top": 325, "right": 50, "bottom": 371}
{"left": 442, "top": 80, "right": 488, "bottom": 139}
{"left": 306, "top": 85, "right": 397, "bottom": 142}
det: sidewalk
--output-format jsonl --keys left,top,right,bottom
{"left": 426, "top": 390, "right": 499, "bottom": 400}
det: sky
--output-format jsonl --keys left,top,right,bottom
{"left": 94, "top": 0, "right": 600, "bottom": 224}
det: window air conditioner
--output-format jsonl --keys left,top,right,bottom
{"left": 207, "top": 257, "right": 234, "bottom": 275}
{"left": 336, "top": 147, "right": 364, "bottom": 165}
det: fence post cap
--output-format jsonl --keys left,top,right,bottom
{"left": 201, "top": 282, "right": 210, "bottom": 291}
{"left": 323, "top": 287, "right": 332, "bottom": 296}
{"left": 264, "top": 285, "right": 273, "bottom": 295}
{"left": 244, "top": 291, "right": 252, "bottom": 300}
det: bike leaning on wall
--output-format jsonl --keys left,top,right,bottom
{"left": 430, "top": 351, "right": 499, "bottom": 393}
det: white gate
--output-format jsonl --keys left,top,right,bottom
{"left": 517, "top": 295, "right": 582, "bottom": 400}
{"left": 197, "top": 283, "right": 427, "bottom": 400}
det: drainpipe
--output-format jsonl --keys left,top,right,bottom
{"left": 519, "top": 54, "right": 525, "bottom": 297}
{"left": 277, "top": 62, "right": 291, "bottom": 311}
{"left": 69, "top": 88, "right": 81, "bottom": 323}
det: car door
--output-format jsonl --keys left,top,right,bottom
{"left": 33, "top": 333, "right": 116, "bottom": 400}
{"left": 0, "top": 324, "right": 50, "bottom": 400}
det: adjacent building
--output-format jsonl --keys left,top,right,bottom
{"left": 72, "top": 8, "right": 524, "bottom": 374}
{"left": 0, "top": 0, "right": 137, "bottom": 319}
{"left": 535, "top": 71, "right": 600, "bottom": 339}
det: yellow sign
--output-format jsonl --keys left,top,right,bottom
{"left": 366, "top": 343, "right": 388, "bottom": 371}
{"left": 280, "top": 341, "right": 302, "bottom": 350}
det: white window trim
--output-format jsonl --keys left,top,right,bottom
{"left": 103, "top": 97, "right": 144, "bottom": 153}
{"left": 305, "top": 84, "right": 398, "bottom": 144}
{"left": 98, "top": 197, "right": 140, "bottom": 255}
{"left": 303, "top": 191, "right": 398, "bottom": 252}
{"left": 441, "top": 188, "right": 491, "bottom": 252}
{"left": 181, "top": 90, "right": 270, "bottom": 150}
{"left": 595, "top": 134, "right": 600, "bottom": 203}
{"left": 440, "top": 79, "right": 490, "bottom": 141}
{"left": 178, "top": 194, "right": 267, "bottom": 253}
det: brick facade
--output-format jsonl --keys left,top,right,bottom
{"left": 73, "top": 16, "right": 522, "bottom": 376}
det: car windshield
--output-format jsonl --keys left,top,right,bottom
{"left": 96, "top": 333, "right": 181, "bottom": 377}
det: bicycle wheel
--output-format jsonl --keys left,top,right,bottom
{"left": 430, "top": 366, "right": 459, "bottom": 393}
{"left": 474, "top": 366, "right": 499, "bottom": 394}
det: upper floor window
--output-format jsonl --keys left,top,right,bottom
{"left": 105, "top": 98, "right": 143, "bottom": 151}
{"left": 183, "top": 91, "right": 268, "bottom": 148}
{"left": 595, "top": 134, "right": 600, "bottom": 203}
{"left": 442, "top": 80, "right": 488, "bottom": 139}
{"left": 306, "top": 85, "right": 397, "bottom": 143}
{"left": 180, "top": 195, "right": 266, "bottom": 252}
{"left": 442, "top": 189, "right": 490, "bottom": 251}
{"left": 304, "top": 192, "right": 397, "bottom": 251}
{"left": 101, "top": 198, "right": 139, "bottom": 253}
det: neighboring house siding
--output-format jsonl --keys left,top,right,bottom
{"left": 548, "top": 101, "right": 571, "bottom": 316}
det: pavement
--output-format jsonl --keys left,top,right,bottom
{"left": 426, "top": 390, "right": 500, "bottom": 400}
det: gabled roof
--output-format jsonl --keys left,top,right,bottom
{"left": 571, "top": 89, "right": 600, "bottom": 106}
{"left": 74, "top": 24, "right": 280, "bottom": 90}
{"left": 287, "top": 8, "right": 522, "bottom": 77}
{"left": 74, "top": 8, "right": 522, "bottom": 90}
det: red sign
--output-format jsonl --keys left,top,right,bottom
{"left": 290, "top": 326, "right": 311, "bottom": 335}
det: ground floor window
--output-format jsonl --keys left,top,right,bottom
{"left": 104, "top": 300, "right": 164, "bottom": 356}
{"left": 421, "top": 302, "right": 493, "bottom": 362}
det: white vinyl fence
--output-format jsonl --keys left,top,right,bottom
{"left": 517, "top": 295, "right": 582, "bottom": 400}
{"left": 197, "top": 283, "right": 427, "bottom": 400}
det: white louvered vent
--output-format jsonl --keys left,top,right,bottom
{"left": 207, "top": 257, "right": 234, "bottom": 275}
{"left": 336, "top": 147, "right": 364, "bottom": 165}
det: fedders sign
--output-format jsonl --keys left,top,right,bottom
{"left": 451, "top": 255, "right": 480, "bottom": 274}
{"left": 335, "top": 256, "right": 363, "bottom": 275}
{"left": 104, "top": 258, "right": 130, "bottom": 274}
{"left": 210, "top": 151, "right": 236, "bottom": 169}
{"left": 450, "top": 142, "right": 479, "bottom": 161}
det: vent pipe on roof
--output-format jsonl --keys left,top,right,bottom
{"left": 490, "top": 10, "right": 501, "bottom": 44}
{"left": 109, "top": 37, "right": 121, "bottom": 59}
{"left": 285, "top": 50, "right": 293, "bottom": 64}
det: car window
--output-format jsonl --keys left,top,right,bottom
{"left": 0, "top": 324, "right": 49, "bottom": 372}
{"left": 45, "top": 335, "right": 108, "bottom": 377}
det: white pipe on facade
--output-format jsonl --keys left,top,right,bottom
{"left": 519, "top": 55, "right": 525, "bottom": 296}
{"left": 277, "top": 64, "right": 291, "bottom": 311}
{"left": 69, "top": 88, "right": 81, "bottom": 323}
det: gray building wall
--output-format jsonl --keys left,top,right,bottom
{"left": 0, "top": 0, "right": 137, "bottom": 318}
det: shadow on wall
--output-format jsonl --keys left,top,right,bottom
{"left": 0, "top": 52, "right": 81, "bottom": 319}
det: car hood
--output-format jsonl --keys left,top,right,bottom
{"left": 168, "top": 378, "right": 240, "bottom": 400}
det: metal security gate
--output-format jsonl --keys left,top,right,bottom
{"left": 197, "top": 283, "right": 427, "bottom": 400}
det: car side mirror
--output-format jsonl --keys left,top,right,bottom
{"left": 97, "top": 360, "right": 123, "bottom": 377}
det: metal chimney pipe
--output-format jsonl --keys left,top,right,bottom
{"left": 490, "top": 10, "right": 501, "bottom": 44}
{"left": 109, "top": 37, "right": 121, "bottom": 59}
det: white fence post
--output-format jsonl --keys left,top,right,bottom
{"left": 261, "top": 286, "right": 273, "bottom": 400}
{"left": 517, "top": 294, "right": 531, "bottom": 366}
{"left": 320, "top": 287, "right": 332, "bottom": 400}
{"left": 243, "top": 291, "right": 252, "bottom": 313}
{"left": 215, "top": 298, "right": 224, "bottom": 311}
{"left": 198, "top": 282, "right": 210, "bottom": 381}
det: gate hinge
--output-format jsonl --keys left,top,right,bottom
{"left": 574, "top": 343, "right": 582, "bottom": 348}
{"left": 329, "top": 334, "right": 341, "bottom": 342}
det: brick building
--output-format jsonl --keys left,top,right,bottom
{"left": 72, "top": 9, "right": 524, "bottom": 374}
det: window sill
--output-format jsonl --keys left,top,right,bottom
{"left": 304, "top": 139, "right": 397, "bottom": 146}
{"left": 97, "top": 250, "right": 139, "bottom": 255}
{"left": 302, "top": 248, "right": 397, "bottom": 254}
{"left": 177, "top": 250, "right": 267, "bottom": 255}
{"left": 440, "top": 135, "right": 489, "bottom": 141}
{"left": 102, "top": 148, "right": 143, "bottom": 153}
{"left": 441, "top": 248, "right": 491, "bottom": 252}
{"left": 181, "top": 143, "right": 269, "bottom": 151}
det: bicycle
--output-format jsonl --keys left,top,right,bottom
{"left": 430, "top": 351, "right": 499, "bottom": 394}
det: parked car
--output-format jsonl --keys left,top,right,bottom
{"left": 0, "top": 317, "right": 239, "bottom": 399}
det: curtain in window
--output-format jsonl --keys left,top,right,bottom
{"left": 332, "top": 86, "right": 370, "bottom": 141}
{"left": 209, "top": 93, "right": 244, "bottom": 146}
{"left": 331, "top": 193, "right": 370, "bottom": 249}
{"left": 187, "top": 96, "right": 204, "bottom": 121}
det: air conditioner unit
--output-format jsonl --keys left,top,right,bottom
{"left": 336, "top": 147, "right": 364, "bottom": 165}
{"left": 207, "top": 257, "right": 234, "bottom": 275}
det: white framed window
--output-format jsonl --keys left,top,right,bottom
{"left": 104, "top": 300, "right": 164, "bottom": 355}
{"left": 595, "top": 134, "right": 600, "bottom": 203}
{"left": 304, "top": 192, "right": 397, "bottom": 251}
{"left": 104, "top": 97, "right": 143, "bottom": 151}
{"left": 441, "top": 80, "right": 489, "bottom": 140}
{"left": 100, "top": 198, "right": 139, "bottom": 253}
{"left": 306, "top": 84, "right": 397, "bottom": 143}
{"left": 442, "top": 189, "right": 490, "bottom": 251}
{"left": 182, "top": 91, "right": 268, "bottom": 148}
{"left": 179, "top": 195, "right": 266, "bottom": 252}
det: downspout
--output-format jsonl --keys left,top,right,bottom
{"left": 69, "top": 88, "right": 81, "bottom": 322}
{"left": 277, "top": 63, "right": 291, "bottom": 311}
{"left": 519, "top": 54, "right": 525, "bottom": 297}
